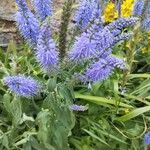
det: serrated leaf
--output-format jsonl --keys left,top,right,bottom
{"left": 3, "top": 94, "right": 11, "bottom": 113}
{"left": 10, "top": 97, "right": 22, "bottom": 126}
{"left": 42, "top": 93, "right": 53, "bottom": 109}
{"left": 57, "top": 84, "right": 74, "bottom": 103}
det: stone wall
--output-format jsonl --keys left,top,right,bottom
{"left": 0, "top": 0, "right": 63, "bottom": 47}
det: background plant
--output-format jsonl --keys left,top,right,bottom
{"left": 0, "top": 0, "right": 150, "bottom": 150}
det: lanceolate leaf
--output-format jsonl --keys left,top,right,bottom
{"left": 128, "top": 74, "right": 150, "bottom": 79}
{"left": 75, "top": 93, "right": 133, "bottom": 108}
{"left": 116, "top": 106, "right": 150, "bottom": 122}
{"left": 83, "top": 129, "right": 109, "bottom": 146}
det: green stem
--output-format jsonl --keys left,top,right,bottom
{"left": 122, "top": 27, "right": 139, "bottom": 87}
{"left": 122, "top": 0, "right": 149, "bottom": 87}
{"left": 31, "top": 98, "right": 40, "bottom": 111}
{"left": 144, "top": 145, "right": 148, "bottom": 150}
{"left": 118, "top": 0, "right": 122, "bottom": 18}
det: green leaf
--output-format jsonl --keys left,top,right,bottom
{"left": 119, "top": 92, "right": 150, "bottom": 106}
{"left": 3, "top": 94, "right": 11, "bottom": 113}
{"left": 20, "top": 113, "right": 34, "bottom": 124}
{"left": 131, "top": 79, "right": 150, "bottom": 97}
{"left": 83, "top": 129, "right": 109, "bottom": 146}
{"left": 30, "top": 136, "right": 41, "bottom": 150}
{"left": 91, "top": 127, "right": 127, "bottom": 144}
{"left": 116, "top": 106, "right": 150, "bottom": 122}
{"left": 42, "top": 93, "right": 55, "bottom": 110}
{"left": 2, "top": 135, "right": 9, "bottom": 149}
{"left": 14, "top": 138, "right": 28, "bottom": 146}
{"left": 75, "top": 93, "right": 133, "bottom": 108}
{"left": 69, "top": 138, "right": 83, "bottom": 150}
{"left": 23, "top": 142, "right": 32, "bottom": 150}
{"left": 57, "top": 84, "right": 74, "bottom": 103}
{"left": 113, "top": 80, "right": 119, "bottom": 92}
{"left": 10, "top": 97, "right": 22, "bottom": 126}
{"left": 47, "top": 78, "right": 57, "bottom": 92}
{"left": 128, "top": 74, "right": 150, "bottom": 79}
{"left": 37, "top": 93, "right": 75, "bottom": 150}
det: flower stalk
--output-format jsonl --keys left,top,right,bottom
{"left": 58, "top": 0, "right": 74, "bottom": 60}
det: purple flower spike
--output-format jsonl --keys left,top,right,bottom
{"left": 3, "top": 75, "right": 40, "bottom": 97}
{"left": 84, "top": 56, "right": 125, "bottom": 82}
{"left": 68, "top": 33, "right": 97, "bottom": 62}
{"left": 107, "top": 17, "right": 139, "bottom": 31}
{"left": 142, "top": 16, "right": 150, "bottom": 30}
{"left": 144, "top": 132, "right": 150, "bottom": 145}
{"left": 16, "top": 0, "right": 28, "bottom": 10}
{"left": 74, "top": 0, "right": 101, "bottom": 30}
{"left": 133, "top": 0, "right": 144, "bottom": 16}
{"left": 110, "top": 29, "right": 122, "bottom": 37}
{"left": 69, "top": 104, "right": 88, "bottom": 111}
{"left": 85, "top": 59, "right": 114, "bottom": 82}
{"left": 36, "top": 25, "right": 59, "bottom": 71}
{"left": 16, "top": 0, "right": 39, "bottom": 46}
{"left": 32, "top": 0, "right": 53, "bottom": 21}
{"left": 113, "top": 32, "right": 133, "bottom": 45}
{"left": 139, "top": 1, "right": 150, "bottom": 30}
{"left": 94, "top": 27, "right": 114, "bottom": 52}
{"left": 107, "top": 56, "right": 126, "bottom": 70}
{"left": 68, "top": 27, "right": 114, "bottom": 63}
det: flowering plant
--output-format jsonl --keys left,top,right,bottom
{"left": 0, "top": 0, "right": 150, "bottom": 149}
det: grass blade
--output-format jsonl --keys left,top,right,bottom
{"left": 116, "top": 106, "right": 150, "bottom": 122}
{"left": 75, "top": 93, "right": 133, "bottom": 108}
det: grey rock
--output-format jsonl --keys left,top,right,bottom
{"left": 0, "top": 0, "right": 64, "bottom": 47}
{"left": 0, "top": 0, "right": 17, "bottom": 21}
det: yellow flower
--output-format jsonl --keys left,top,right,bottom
{"left": 33, "top": 70, "right": 38, "bottom": 75}
{"left": 124, "top": 108, "right": 130, "bottom": 114}
{"left": 126, "top": 42, "right": 132, "bottom": 50}
{"left": 141, "top": 47, "right": 150, "bottom": 53}
{"left": 121, "top": 0, "right": 134, "bottom": 18}
{"left": 104, "top": 0, "right": 134, "bottom": 23}
{"left": 104, "top": 2, "right": 118, "bottom": 23}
